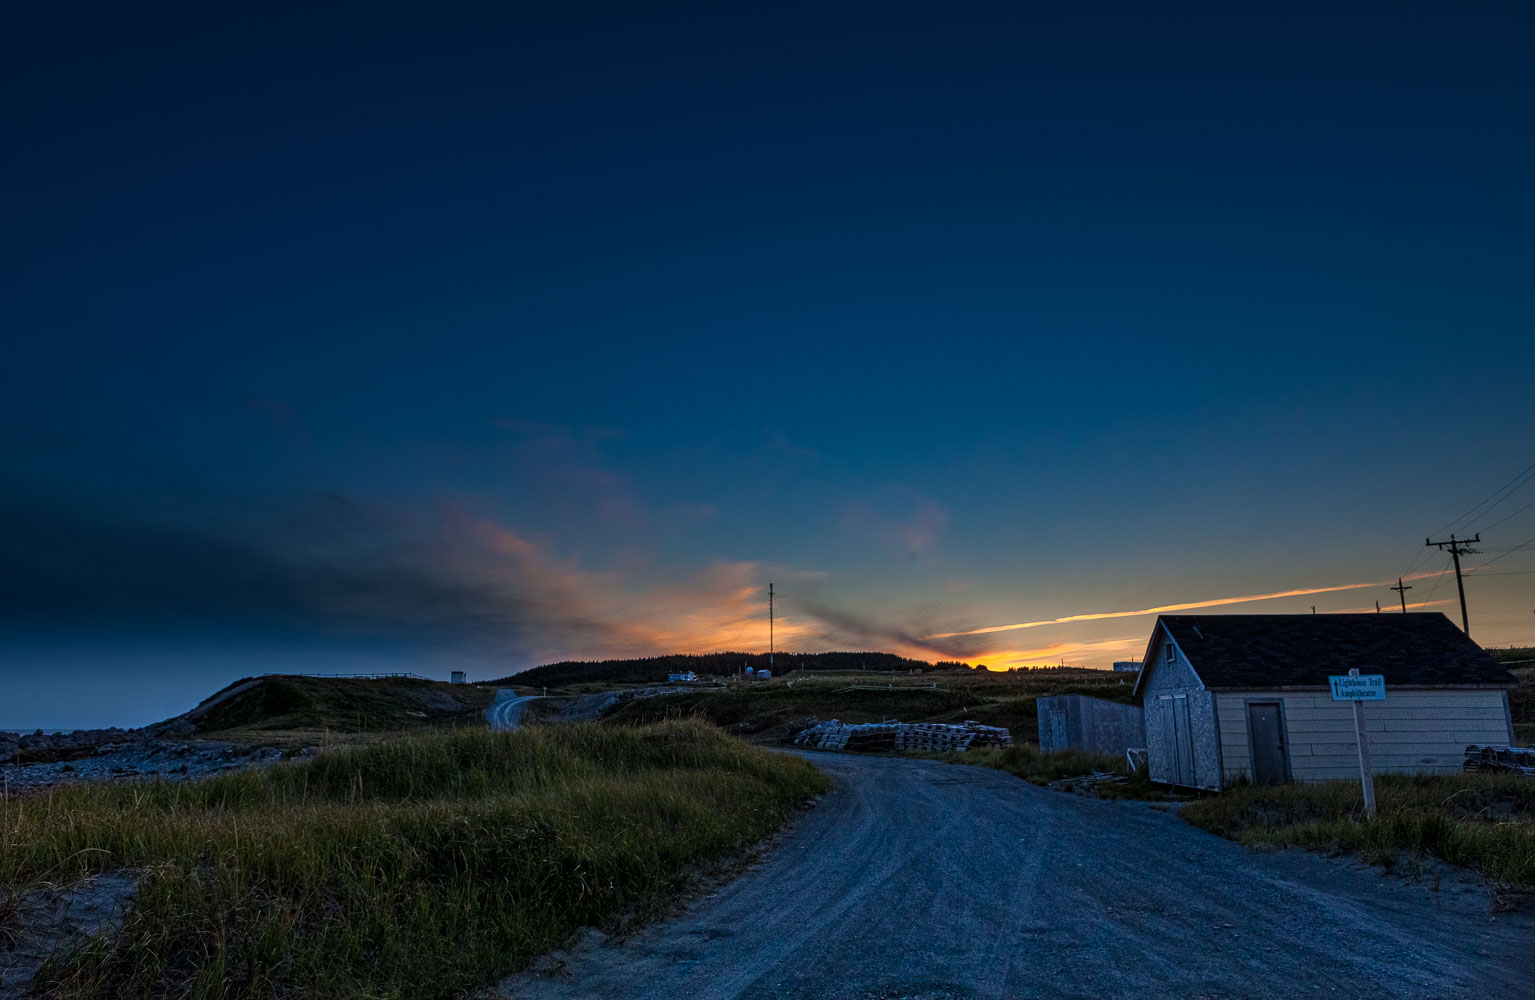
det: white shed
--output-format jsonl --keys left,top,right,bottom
{"left": 1134, "top": 613, "right": 1516, "bottom": 790}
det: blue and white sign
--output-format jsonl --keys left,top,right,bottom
{"left": 1329, "top": 674, "right": 1386, "bottom": 701}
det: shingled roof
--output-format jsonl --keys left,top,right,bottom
{"left": 1145, "top": 613, "right": 1516, "bottom": 690}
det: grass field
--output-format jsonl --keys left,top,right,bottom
{"left": 599, "top": 668, "right": 1138, "bottom": 744}
{"left": 1182, "top": 772, "right": 1535, "bottom": 887}
{"left": 0, "top": 721, "right": 827, "bottom": 999}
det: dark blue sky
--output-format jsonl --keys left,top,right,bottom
{"left": 4, "top": 6, "right": 1533, "bottom": 727}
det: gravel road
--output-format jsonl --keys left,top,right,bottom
{"left": 502, "top": 751, "right": 1535, "bottom": 1000}
{"left": 486, "top": 691, "right": 541, "bottom": 731}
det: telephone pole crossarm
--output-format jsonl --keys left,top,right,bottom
{"left": 1425, "top": 533, "right": 1480, "bottom": 636}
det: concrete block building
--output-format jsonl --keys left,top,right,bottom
{"left": 1134, "top": 613, "right": 1516, "bottom": 790}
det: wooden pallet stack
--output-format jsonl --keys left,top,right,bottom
{"left": 893, "top": 721, "right": 1012, "bottom": 752}
{"left": 793, "top": 720, "right": 899, "bottom": 751}
{"left": 794, "top": 719, "right": 1012, "bottom": 753}
{"left": 1463, "top": 744, "right": 1535, "bottom": 775}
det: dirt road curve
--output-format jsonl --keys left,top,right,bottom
{"left": 487, "top": 691, "right": 540, "bottom": 731}
{"left": 503, "top": 751, "right": 1535, "bottom": 1000}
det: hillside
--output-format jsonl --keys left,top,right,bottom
{"left": 179, "top": 675, "right": 496, "bottom": 738}
{"left": 492, "top": 651, "right": 951, "bottom": 689}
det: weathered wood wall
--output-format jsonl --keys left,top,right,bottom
{"left": 1215, "top": 689, "right": 1514, "bottom": 782}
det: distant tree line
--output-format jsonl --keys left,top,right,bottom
{"left": 491, "top": 651, "right": 964, "bottom": 688}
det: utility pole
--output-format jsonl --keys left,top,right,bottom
{"left": 1426, "top": 533, "right": 1479, "bottom": 635}
{"left": 768, "top": 582, "right": 774, "bottom": 672}
{"left": 1375, "top": 600, "right": 1381, "bottom": 613}
{"left": 1390, "top": 577, "right": 1412, "bottom": 613}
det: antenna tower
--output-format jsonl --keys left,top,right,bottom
{"left": 769, "top": 582, "right": 774, "bottom": 670}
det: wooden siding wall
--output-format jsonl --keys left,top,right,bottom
{"left": 1215, "top": 689, "right": 1513, "bottom": 782}
{"left": 1141, "top": 633, "right": 1222, "bottom": 790}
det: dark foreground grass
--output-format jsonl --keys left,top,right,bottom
{"left": 956, "top": 743, "right": 1180, "bottom": 800}
{"left": 0, "top": 721, "right": 828, "bottom": 999}
{"left": 1182, "top": 773, "right": 1535, "bottom": 886}
{"left": 963, "top": 743, "right": 1125, "bottom": 784}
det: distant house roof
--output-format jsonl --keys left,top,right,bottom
{"left": 1137, "top": 613, "right": 1516, "bottom": 692}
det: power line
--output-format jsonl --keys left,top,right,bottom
{"left": 1421, "top": 556, "right": 1452, "bottom": 608}
{"left": 1440, "top": 461, "right": 1535, "bottom": 537}
{"left": 1476, "top": 495, "right": 1535, "bottom": 534}
{"left": 1402, "top": 460, "right": 1535, "bottom": 583}
{"left": 1471, "top": 532, "right": 1535, "bottom": 570}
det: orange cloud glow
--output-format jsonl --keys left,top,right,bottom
{"left": 958, "top": 637, "right": 1146, "bottom": 671}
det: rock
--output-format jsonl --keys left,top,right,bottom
{"left": 147, "top": 718, "right": 196, "bottom": 738}
{"left": 0, "top": 872, "right": 138, "bottom": 997}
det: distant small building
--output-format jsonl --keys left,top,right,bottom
{"left": 743, "top": 667, "right": 756, "bottom": 679}
{"left": 667, "top": 671, "right": 698, "bottom": 683}
{"left": 1135, "top": 613, "right": 1517, "bottom": 790}
{"left": 1037, "top": 695, "right": 1145, "bottom": 756}
{"left": 450, "top": 671, "right": 467, "bottom": 685}
{"left": 1112, "top": 661, "right": 1142, "bottom": 673}
{"left": 757, "top": 668, "right": 772, "bottom": 680}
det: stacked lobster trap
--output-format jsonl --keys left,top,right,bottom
{"left": 1463, "top": 744, "right": 1535, "bottom": 776}
{"left": 794, "top": 719, "right": 1012, "bottom": 753}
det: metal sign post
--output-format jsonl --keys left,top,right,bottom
{"left": 1329, "top": 668, "right": 1385, "bottom": 818}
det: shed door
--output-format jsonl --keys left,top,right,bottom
{"left": 1247, "top": 702, "right": 1287, "bottom": 784}
{"left": 1171, "top": 695, "right": 1195, "bottom": 786}
{"left": 1049, "top": 710, "right": 1067, "bottom": 751}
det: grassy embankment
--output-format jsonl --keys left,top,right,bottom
{"left": 1182, "top": 772, "right": 1535, "bottom": 887}
{"left": 0, "top": 721, "right": 827, "bottom": 999}
{"left": 182, "top": 674, "right": 498, "bottom": 746}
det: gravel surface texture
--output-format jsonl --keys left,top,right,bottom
{"left": 486, "top": 691, "right": 543, "bottom": 731}
{"left": 502, "top": 751, "right": 1535, "bottom": 1000}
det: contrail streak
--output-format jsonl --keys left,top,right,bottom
{"left": 925, "top": 568, "right": 1452, "bottom": 639}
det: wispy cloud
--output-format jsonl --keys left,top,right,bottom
{"left": 0, "top": 488, "right": 824, "bottom": 670}
{"left": 765, "top": 431, "right": 820, "bottom": 462}
{"left": 1330, "top": 598, "right": 1454, "bottom": 614}
{"left": 925, "top": 568, "right": 1455, "bottom": 639}
{"left": 844, "top": 489, "right": 948, "bottom": 558}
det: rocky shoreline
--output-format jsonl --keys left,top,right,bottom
{"left": 0, "top": 724, "right": 313, "bottom": 793}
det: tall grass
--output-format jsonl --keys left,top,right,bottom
{"left": 962, "top": 743, "right": 1125, "bottom": 784}
{"left": 1182, "top": 773, "right": 1535, "bottom": 886}
{"left": 0, "top": 721, "right": 828, "bottom": 999}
